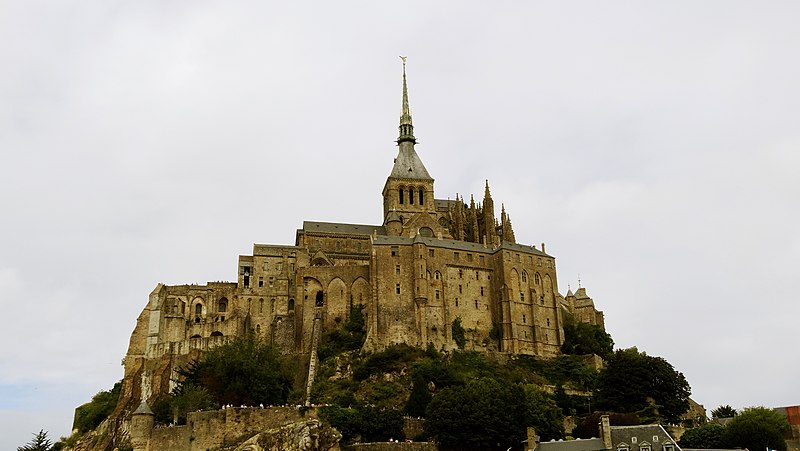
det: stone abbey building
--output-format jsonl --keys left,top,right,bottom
{"left": 120, "top": 63, "right": 605, "bottom": 412}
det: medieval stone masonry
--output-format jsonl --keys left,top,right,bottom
{"left": 116, "top": 62, "right": 606, "bottom": 435}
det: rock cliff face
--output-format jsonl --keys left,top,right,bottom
{"left": 234, "top": 419, "right": 341, "bottom": 451}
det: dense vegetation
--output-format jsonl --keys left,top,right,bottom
{"left": 311, "top": 343, "right": 589, "bottom": 448}
{"left": 155, "top": 333, "right": 293, "bottom": 424}
{"left": 73, "top": 380, "right": 122, "bottom": 434}
{"left": 560, "top": 313, "right": 614, "bottom": 359}
{"left": 679, "top": 407, "right": 790, "bottom": 451}
{"left": 594, "top": 347, "right": 691, "bottom": 423}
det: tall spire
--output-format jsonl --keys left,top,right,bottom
{"left": 398, "top": 56, "right": 416, "bottom": 144}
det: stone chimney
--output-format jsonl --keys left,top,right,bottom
{"left": 600, "top": 415, "right": 612, "bottom": 450}
{"left": 527, "top": 427, "right": 539, "bottom": 451}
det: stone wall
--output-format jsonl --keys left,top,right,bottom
{"left": 345, "top": 443, "right": 437, "bottom": 451}
{"left": 144, "top": 406, "right": 316, "bottom": 451}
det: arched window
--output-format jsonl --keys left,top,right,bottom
{"left": 190, "top": 334, "right": 201, "bottom": 339}
{"left": 210, "top": 331, "right": 223, "bottom": 337}
{"left": 288, "top": 298, "right": 295, "bottom": 311}
{"left": 195, "top": 303, "right": 202, "bottom": 316}
{"left": 522, "top": 271, "right": 528, "bottom": 283}
{"left": 218, "top": 298, "right": 228, "bottom": 313}
{"left": 419, "top": 188, "right": 424, "bottom": 205}
{"left": 399, "top": 188, "right": 404, "bottom": 204}
{"left": 409, "top": 188, "right": 415, "bottom": 205}
{"left": 256, "top": 324, "right": 261, "bottom": 334}
{"left": 315, "top": 291, "right": 324, "bottom": 307}
{"left": 534, "top": 273, "right": 541, "bottom": 285}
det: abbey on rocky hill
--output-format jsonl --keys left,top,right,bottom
{"left": 121, "top": 61, "right": 605, "bottom": 408}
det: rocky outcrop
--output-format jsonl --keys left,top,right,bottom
{"left": 235, "top": 419, "right": 341, "bottom": 451}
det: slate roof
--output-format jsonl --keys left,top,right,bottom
{"left": 389, "top": 145, "right": 433, "bottom": 180}
{"left": 538, "top": 438, "right": 606, "bottom": 451}
{"left": 301, "top": 221, "right": 386, "bottom": 236}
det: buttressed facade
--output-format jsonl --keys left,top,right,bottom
{"left": 118, "top": 62, "right": 605, "bottom": 418}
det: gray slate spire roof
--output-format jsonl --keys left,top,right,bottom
{"left": 390, "top": 57, "right": 433, "bottom": 181}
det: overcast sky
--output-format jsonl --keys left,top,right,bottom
{"left": 2, "top": 1, "right": 799, "bottom": 448}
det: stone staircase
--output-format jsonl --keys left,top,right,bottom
{"left": 304, "top": 309, "right": 323, "bottom": 406}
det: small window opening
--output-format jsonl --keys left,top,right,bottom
{"left": 396, "top": 284, "right": 401, "bottom": 295}
{"left": 315, "top": 291, "right": 324, "bottom": 307}
{"left": 409, "top": 188, "right": 414, "bottom": 205}
{"left": 399, "top": 188, "right": 404, "bottom": 204}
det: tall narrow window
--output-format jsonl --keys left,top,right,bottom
{"left": 195, "top": 303, "right": 202, "bottom": 316}
{"left": 399, "top": 188, "right": 404, "bottom": 204}
{"left": 419, "top": 189, "right": 424, "bottom": 205}
{"left": 396, "top": 265, "right": 401, "bottom": 275}
{"left": 396, "top": 284, "right": 401, "bottom": 294}
{"left": 409, "top": 188, "right": 415, "bottom": 204}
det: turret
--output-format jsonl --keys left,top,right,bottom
{"left": 130, "top": 401, "right": 154, "bottom": 451}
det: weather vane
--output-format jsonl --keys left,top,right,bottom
{"left": 400, "top": 55, "right": 407, "bottom": 65}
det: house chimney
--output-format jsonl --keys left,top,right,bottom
{"left": 527, "top": 427, "right": 539, "bottom": 451}
{"left": 600, "top": 415, "right": 612, "bottom": 450}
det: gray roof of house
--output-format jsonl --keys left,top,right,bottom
{"left": 610, "top": 424, "right": 678, "bottom": 447}
{"left": 538, "top": 438, "right": 606, "bottom": 451}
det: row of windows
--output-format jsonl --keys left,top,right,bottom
{"left": 506, "top": 252, "right": 555, "bottom": 268}
{"left": 398, "top": 187, "right": 425, "bottom": 205}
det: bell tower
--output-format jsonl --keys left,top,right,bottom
{"left": 382, "top": 58, "right": 437, "bottom": 235}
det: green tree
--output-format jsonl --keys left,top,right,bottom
{"left": 319, "top": 406, "right": 404, "bottom": 444}
{"left": 560, "top": 313, "right": 614, "bottom": 359}
{"left": 73, "top": 380, "right": 122, "bottom": 433}
{"left": 175, "top": 333, "right": 291, "bottom": 407}
{"left": 711, "top": 404, "right": 737, "bottom": 418}
{"left": 595, "top": 348, "right": 691, "bottom": 422}
{"left": 18, "top": 430, "right": 53, "bottom": 451}
{"left": 523, "top": 385, "right": 565, "bottom": 441}
{"left": 425, "top": 378, "right": 532, "bottom": 450}
{"left": 722, "top": 407, "right": 789, "bottom": 451}
{"left": 678, "top": 423, "right": 726, "bottom": 449}
{"left": 169, "top": 383, "right": 217, "bottom": 423}
{"left": 404, "top": 373, "right": 433, "bottom": 417}
{"left": 451, "top": 317, "right": 466, "bottom": 349}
